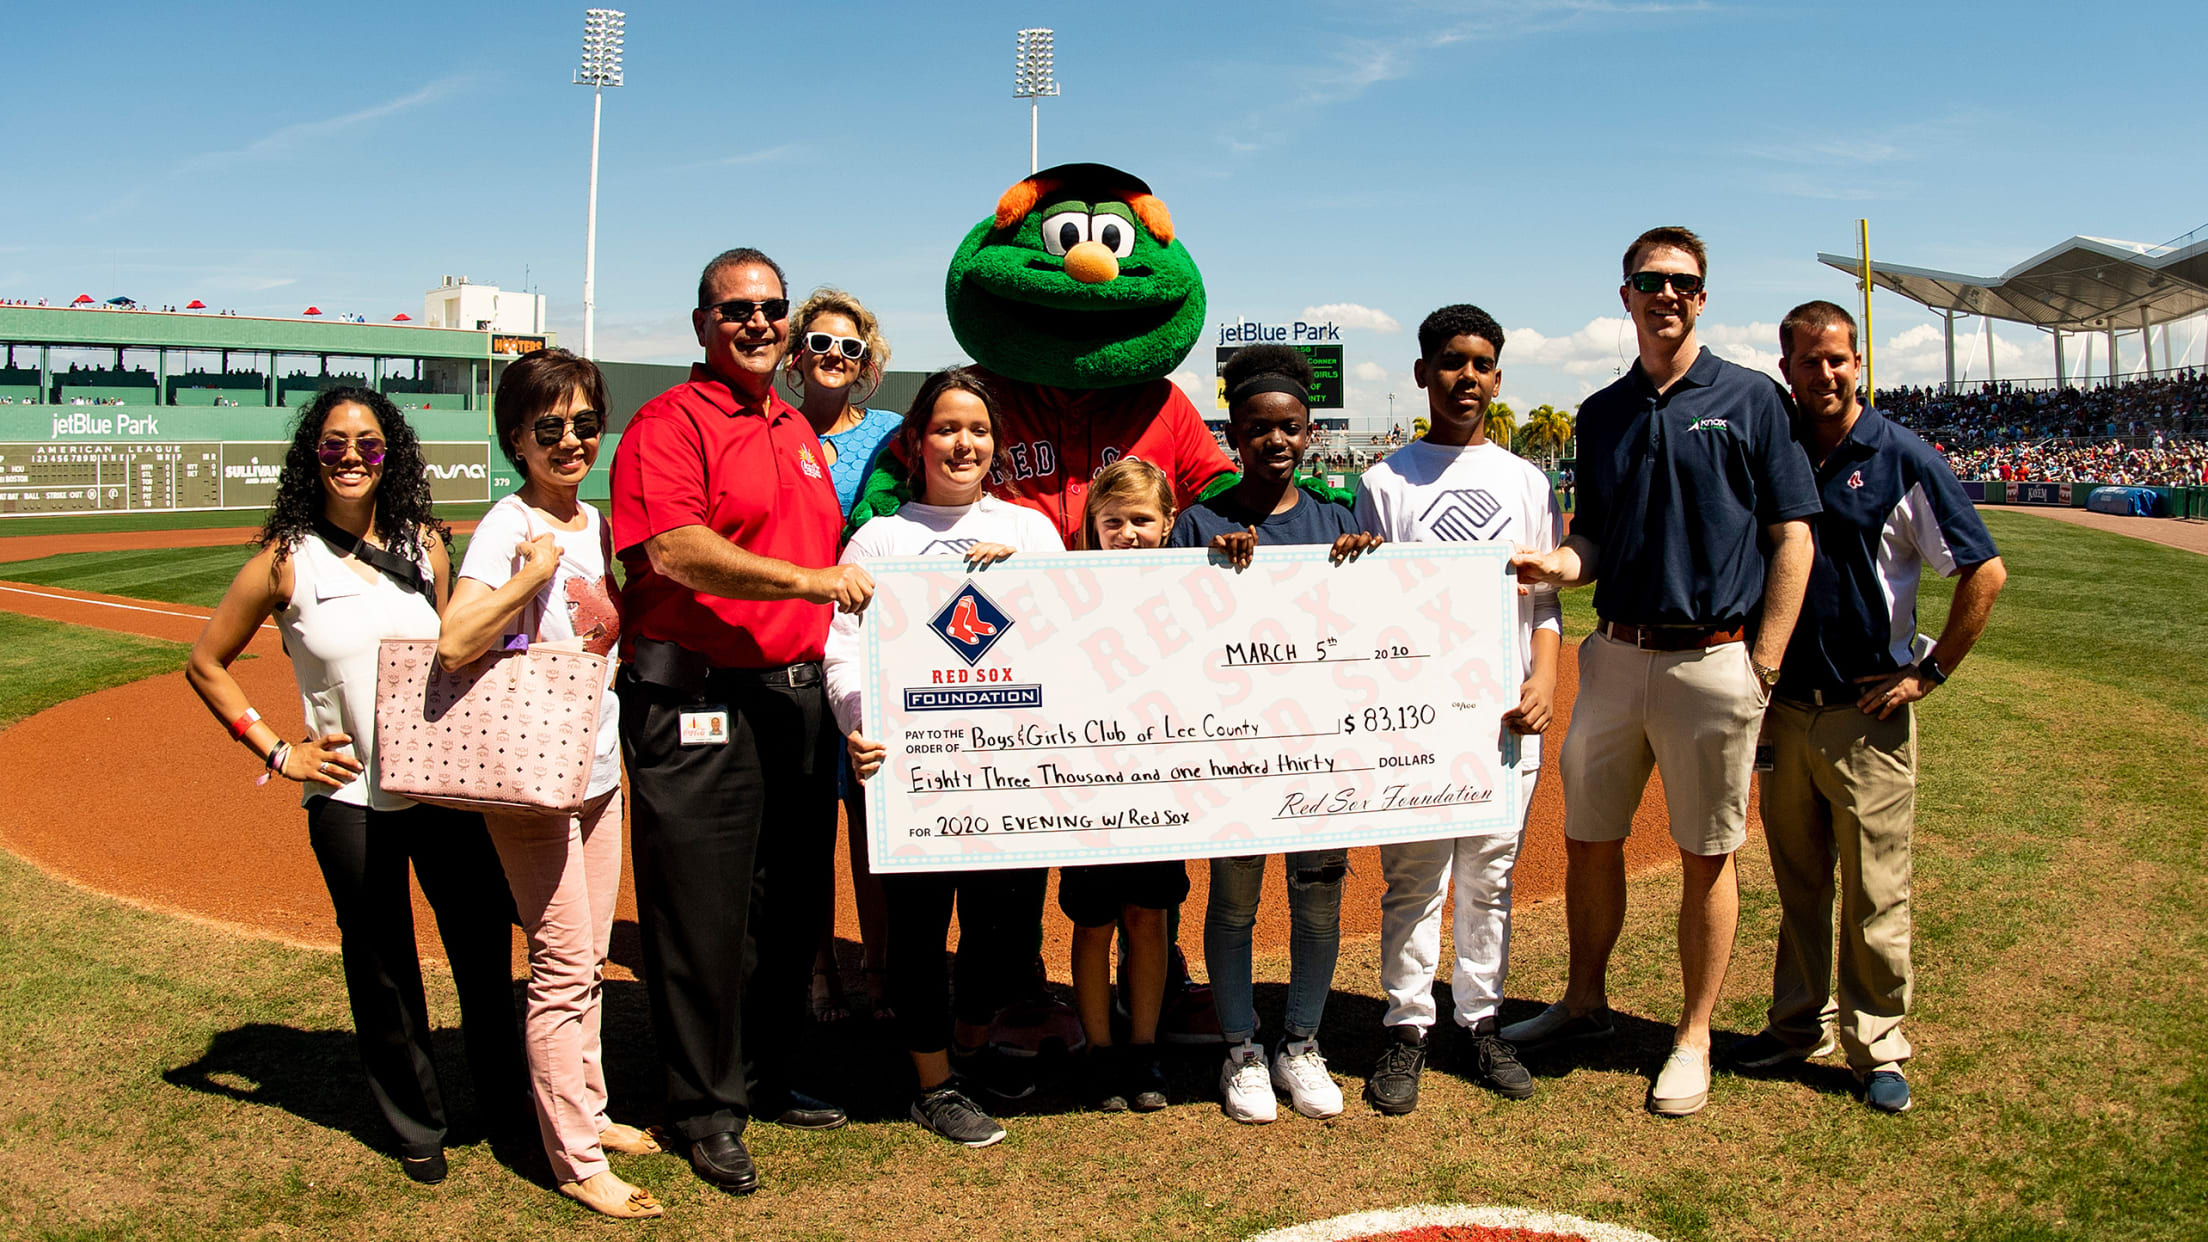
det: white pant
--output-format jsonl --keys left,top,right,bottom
{"left": 1377, "top": 768, "right": 1539, "bottom": 1030}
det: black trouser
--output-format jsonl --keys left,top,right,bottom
{"left": 305, "top": 798, "right": 524, "bottom": 1159}
{"left": 880, "top": 867, "right": 1049, "bottom": 1056}
{"left": 620, "top": 662, "right": 838, "bottom": 1141}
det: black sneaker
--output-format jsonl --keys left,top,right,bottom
{"left": 951, "top": 1043, "right": 1038, "bottom": 1102}
{"left": 1468, "top": 1017, "right": 1535, "bottom": 1100}
{"left": 1083, "top": 1045, "right": 1130, "bottom": 1113}
{"left": 1364, "top": 1026, "right": 1427, "bottom": 1115}
{"left": 1127, "top": 1050, "right": 1170, "bottom": 1112}
{"left": 911, "top": 1081, "right": 1008, "bottom": 1148}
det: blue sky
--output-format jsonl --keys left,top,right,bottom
{"left": 7, "top": 0, "right": 2205, "bottom": 426}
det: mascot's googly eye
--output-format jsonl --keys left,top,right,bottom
{"left": 1040, "top": 209, "right": 1090, "bottom": 257}
{"left": 1091, "top": 212, "right": 1138, "bottom": 259}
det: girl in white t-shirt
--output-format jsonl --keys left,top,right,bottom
{"left": 828, "top": 367, "right": 1061, "bottom": 1150}
{"left": 439, "top": 350, "right": 658, "bottom": 1220}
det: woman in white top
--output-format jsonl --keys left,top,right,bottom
{"left": 438, "top": 350, "right": 658, "bottom": 1219}
{"left": 187, "top": 388, "right": 523, "bottom": 1186}
{"left": 826, "top": 368, "right": 1061, "bottom": 1150}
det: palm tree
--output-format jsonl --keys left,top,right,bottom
{"left": 1521, "top": 404, "right": 1575, "bottom": 467}
{"left": 1483, "top": 400, "right": 1516, "bottom": 450}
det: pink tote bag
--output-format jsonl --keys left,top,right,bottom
{"left": 374, "top": 637, "right": 607, "bottom": 814}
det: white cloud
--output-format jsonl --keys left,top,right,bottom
{"left": 1303, "top": 302, "right": 1401, "bottom": 334}
{"left": 1696, "top": 321, "right": 1786, "bottom": 381}
{"left": 1353, "top": 361, "right": 1388, "bottom": 381}
{"left": 183, "top": 77, "right": 476, "bottom": 171}
{"left": 1167, "top": 368, "right": 1217, "bottom": 413}
{"left": 1505, "top": 316, "right": 1637, "bottom": 378}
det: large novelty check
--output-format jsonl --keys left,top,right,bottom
{"left": 860, "top": 543, "right": 1524, "bottom": 873}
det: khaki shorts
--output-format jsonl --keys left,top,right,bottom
{"left": 1560, "top": 630, "right": 1767, "bottom": 857}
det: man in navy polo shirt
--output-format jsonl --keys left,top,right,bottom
{"left": 611, "top": 247, "right": 874, "bottom": 1194}
{"left": 1724, "top": 300, "right": 2006, "bottom": 1114}
{"left": 1506, "top": 227, "right": 1820, "bottom": 1117}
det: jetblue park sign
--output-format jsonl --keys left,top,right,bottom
{"left": 1213, "top": 320, "right": 1346, "bottom": 410}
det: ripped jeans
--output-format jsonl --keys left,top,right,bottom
{"left": 1203, "top": 850, "right": 1348, "bottom": 1045}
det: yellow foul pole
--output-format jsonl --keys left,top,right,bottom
{"left": 1858, "top": 218, "right": 1875, "bottom": 408}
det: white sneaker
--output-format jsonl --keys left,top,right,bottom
{"left": 1649, "top": 1044, "right": 1711, "bottom": 1116}
{"left": 1218, "top": 1041, "right": 1277, "bottom": 1123}
{"left": 1270, "top": 1037, "right": 1345, "bottom": 1119}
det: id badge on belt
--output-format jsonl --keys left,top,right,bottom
{"left": 680, "top": 705, "right": 731, "bottom": 746}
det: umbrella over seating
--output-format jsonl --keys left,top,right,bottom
{"left": 71, "top": 294, "right": 94, "bottom": 304}
{"left": 303, "top": 306, "right": 322, "bottom": 316}
{"left": 107, "top": 296, "right": 136, "bottom": 306}
{"left": 185, "top": 299, "right": 206, "bottom": 310}
{"left": 392, "top": 312, "right": 413, "bottom": 322}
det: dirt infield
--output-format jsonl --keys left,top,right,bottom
{"left": 1988, "top": 503, "right": 2208, "bottom": 554}
{"left": 0, "top": 523, "right": 1684, "bottom": 977}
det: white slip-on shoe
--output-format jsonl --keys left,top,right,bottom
{"left": 1649, "top": 1044, "right": 1711, "bottom": 1116}
{"left": 1270, "top": 1038, "right": 1344, "bottom": 1119}
{"left": 1499, "top": 1001, "right": 1616, "bottom": 1049}
{"left": 1219, "top": 1041, "right": 1278, "bottom": 1124}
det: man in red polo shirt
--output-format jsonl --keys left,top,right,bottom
{"left": 610, "top": 247, "right": 872, "bottom": 1196}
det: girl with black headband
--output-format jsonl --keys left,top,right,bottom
{"left": 1164, "top": 344, "right": 1380, "bottom": 1124}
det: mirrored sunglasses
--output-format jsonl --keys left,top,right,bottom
{"left": 317, "top": 436, "right": 386, "bottom": 466}
{"left": 803, "top": 332, "right": 867, "bottom": 361}
{"left": 1629, "top": 270, "right": 1705, "bottom": 295}
{"left": 709, "top": 297, "right": 790, "bottom": 324}
{"left": 531, "top": 411, "right": 605, "bottom": 447}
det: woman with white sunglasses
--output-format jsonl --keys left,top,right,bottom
{"left": 781, "top": 287, "right": 898, "bottom": 1027}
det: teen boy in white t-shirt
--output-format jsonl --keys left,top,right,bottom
{"left": 1353, "top": 304, "right": 1563, "bottom": 1112}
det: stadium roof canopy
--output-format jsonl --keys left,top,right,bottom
{"left": 1817, "top": 235, "right": 2208, "bottom": 333}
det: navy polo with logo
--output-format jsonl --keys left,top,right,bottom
{"left": 1778, "top": 403, "right": 1998, "bottom": 702}
{"left": 1575, "top": 347, "right": 1822, "bottom": 628}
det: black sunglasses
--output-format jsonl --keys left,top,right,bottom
{"left": 1629, "top": 270, "right": 1705, "bottom": 295}
{"left": 803, "top": 332, "right": 867, "bottom": 360}
{"left": 531, "top": 411, "right": 605, "bottom": 446}
{"left": 708, "top": 297, "right": 790, "bottom": 324}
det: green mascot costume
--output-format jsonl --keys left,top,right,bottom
{"left": 851, "top": 162, "right": 1238, "bottom": 545}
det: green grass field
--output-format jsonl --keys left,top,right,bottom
{"left": 0, "top": 510, "right": 2202, "bottom": 1240}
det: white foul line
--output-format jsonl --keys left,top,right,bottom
{"left": 0, "top": 584, "right": 277, "bottom": 632}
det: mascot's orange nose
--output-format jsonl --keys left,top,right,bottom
{"left": 1063, "top": 241, "right": 1120, "bottom": 284}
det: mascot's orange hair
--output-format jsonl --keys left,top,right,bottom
{"left": 995, "top": 176, "right": 1174, "bottom": 246}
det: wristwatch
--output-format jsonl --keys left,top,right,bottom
{"left": 1751, "top": 658, "right": 1781, "bottom": 689}
{"left": 1916, "top": 653, "right": 1948, "bottom": 687}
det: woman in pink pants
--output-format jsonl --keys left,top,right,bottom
{"left": 440, "top": 349, "right": 661, "bottom": 1220}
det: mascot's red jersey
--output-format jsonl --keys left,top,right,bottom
{"left": 979, "top": 370, "right": 1233, "bottom": 547}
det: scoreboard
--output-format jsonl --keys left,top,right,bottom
{"left": 1214, "top": 344, "right": 1346, "bottom": 410}
{"left": 0, "top": 441, "right": 493, "bottom": 516}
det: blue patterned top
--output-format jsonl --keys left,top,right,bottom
{"left": 823, "top": 406, "right": 902, "bottom": 517}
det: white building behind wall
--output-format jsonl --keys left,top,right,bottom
{"left": 423, "top": 276, "right": 547, "bottom": 334}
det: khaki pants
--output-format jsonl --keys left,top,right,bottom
{"left": 1758, "top": 698, "right": 1916, "bottom": 1072}
{"left": 1561, "top": 631, "right": 1766, "bottom": 856}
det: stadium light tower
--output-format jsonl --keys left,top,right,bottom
{"left": 575, "top": 8, "right": 625, "bottom": 360}
{"left": 1013, "top": 28, "right": 1060, "bottom": 175}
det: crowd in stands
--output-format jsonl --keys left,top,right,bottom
{"left": 1877, "top": 370, "right": 2208, "bottom": 485}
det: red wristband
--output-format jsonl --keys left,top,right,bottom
{"left": 228, "top": 708, "right": 262, "bottom": 740}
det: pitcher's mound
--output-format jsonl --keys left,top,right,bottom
{"left": 1248, "top": 1204, "right": 1665, "bottom": 1242}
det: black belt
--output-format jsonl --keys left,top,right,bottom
{"left": 1597, "top": 620, "right": 1746, "bottom": 651}
{"left": 627, "top": 636, "right": 822, "bottom": 691}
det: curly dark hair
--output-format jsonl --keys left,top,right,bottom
{"left": 1417, "top": 304, "right": 1506, "bottom": 361}
{"left": 255, "top": 386, "right": 451, "bottom": 561}
{"left": 1223, "top": 344, "right": 1313, "bottom": 424}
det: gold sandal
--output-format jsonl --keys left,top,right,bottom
{"left": 560, "top": 1172, "right": 665, "bottom": 1219}
{"left": 597, "top": 1122, "right": 663, "bottom": 1155}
